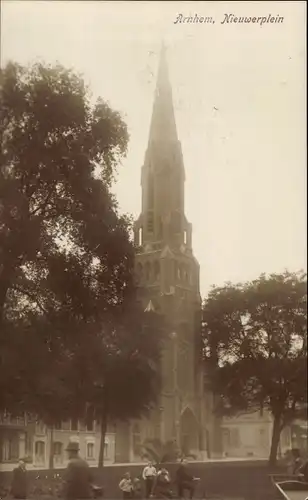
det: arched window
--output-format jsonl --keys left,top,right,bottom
{"left": 35, "top": 441, "right": 45, "bottom": 463}
{"left": 147, "top": 211, "right": 154, "bottom": 233}
{"left": 148, "top": 174, "right": 154, "bottom": 209}
{"left": 138, "top": 228, "right": 143, "bottom": 246}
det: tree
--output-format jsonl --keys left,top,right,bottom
{"left": 202, "top": 271, "right": 307, "bottom": 466}
{"left": 70, "top": 308, "right": 164, "bottom": 468}
{"left": 0, "top": 61, "right": 163, "bottom": 456}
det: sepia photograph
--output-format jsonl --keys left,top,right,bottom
{"left": 0, "top": 1, "right": 307, "bottom": 500}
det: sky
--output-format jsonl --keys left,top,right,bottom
{"left": 1, "top": 1, "right": 306, "bottom": 296}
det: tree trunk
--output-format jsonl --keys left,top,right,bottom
{"left": 98, "top": 410, "right": 108, "bottom": 468}
{"left": 49, "top": 426, "right": 54, "bottom": 470}
{"left": 0, "top": 268, "right": 12, "bottom": 324}
{"left": 269, "top": 416, "right": 282, "bottom": 467}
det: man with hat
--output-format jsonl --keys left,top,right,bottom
{"left": 11, "top": 459, "right": 28, "bottom": 499}
{"left": 63, "top": 441, "right": 93, "bottom": 499}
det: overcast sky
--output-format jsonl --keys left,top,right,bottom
{"left": 1, "top": 1, "right": 306, "bottom": 296}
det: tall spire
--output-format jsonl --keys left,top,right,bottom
{"left": 148, "top": 43, "right": 178, "bottom": 145}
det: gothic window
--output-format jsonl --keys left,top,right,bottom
{"left": 147, "top": 212, "right": 154, "bottom": 233}
{"left": 138, "top": 228, "right": 143, "bottom": 246}
{"left": 148, "top": 173, "right": 154, "bottom": 209}
{"left": 184, "top": 230, "right": 187, "bottom": 245}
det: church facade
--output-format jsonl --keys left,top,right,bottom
{"left": 115, "top": 46, "right": 221, "bottom": 463}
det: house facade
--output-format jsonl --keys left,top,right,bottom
{"left": 0, "top": 413, "right": 115, "bottom": 472}
{"left": 221, "top": 410, "right": 308, "bottom": 459}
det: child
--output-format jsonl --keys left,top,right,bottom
{"left": 119, "top": 472, "right": 134, "bottom": 499}
{"left": 132, "top": 477, "right": 142, "bottom": 499}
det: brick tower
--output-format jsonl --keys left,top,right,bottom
{"left": 132, "top": 44, "right": 205, "bottom": 457}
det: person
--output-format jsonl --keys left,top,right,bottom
{"left": 142, "top": 461, "right": 157, "bottom": 498}
{"left": 11, "top": 459, "right": 28, "bottom": 499}
{"left": 292, "top": 449, "right": 303, "bottom": 475}
{"left": 154, "top": 468, "right": 173, "bottom": 498}
{"left": 132, "top": 477, "right": 142, "bottom": 499}
{"left": 119, "top": 472, "right": 134, "bottom": 499}
{"left": 63, "top": 441, "right": 93, "bottom": 500}
{"left": 176, "top": 459, "right": 195, "bottom": 500}
{"left": 297, "top": 458, "right": 308, "bottom": 482}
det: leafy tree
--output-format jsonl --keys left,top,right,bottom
{"left": 70, "top": 308, "right": 164, "bottom": 467}
{"left": 202, "top": 271, "right": 307, "bottom": 466}
{"left": 0, "top": 61, "right": 163, "bottom": 467}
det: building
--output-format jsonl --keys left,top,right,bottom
{"left": 115, "top": 44, "right": 222, "bottom": 463}
{"left": 0, "top": 413, "right": 115, "bottom": 471}
{"left": 221, "top": 410, "right": 308, "bottom": 459}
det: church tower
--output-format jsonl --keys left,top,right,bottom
{"left": 131, "top": 44, "right": 206, "bottom": 457}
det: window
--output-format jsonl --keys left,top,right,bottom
{"left": 259, "top": 429, "right": 267, "bottom": 448}
{"left": 138, "top": 228, "right": 143, "bottom": 246}
{"left": 71, "top": 418, "right": 78, "bottom": 431}
{"left": 35, "top": 421, "right": 45, "bottom": 434}
{"left": 53, "top": 442, "right": 63, "bottom": 456}
{"left": 148, "top": 175, "right": 154, "bottom": 209}
{"left": 86, "top": 418, "right": 94, "bottom": 432}
{"left": 87, "top": 442, "right": 95, "bottom": 459}
{"left": 104, "top": 442, "right": 109, "bottom": 459}
{"left": 54, "top": 421, "right": 62, "bottom": 430}
{"left": 35, "top": 441, "right": 45, "bottom": 463}
{"left": 184, "top": 231, "right": 187, "bottom": 245}
{"left": 2, "top": 435, "right": 19, "bottom": 461}
{"left": 230, "top": 429, "right": 240, "bottom": 448}
{"left": 147, "top": 212, "right": 154, "bottom": 232}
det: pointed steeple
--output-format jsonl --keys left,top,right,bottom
{"left": 148, "top": 43, "right": 178, "bottom": 145}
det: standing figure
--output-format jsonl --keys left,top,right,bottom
{"left": 132, "top": 477, "right": 142, "bottom": 499}
{"left": 176, "top": 460, "right": 195, "bottom": 500}
{"left": 155, "top": 468, "right": 173, "bottom": 498}
{"left": 142, "top": 461, "right": 157, "bottom": 498}
{"left": 119, "top": 472, "right": 134, "bottom": 499}
{"left": 63, "top": 442, "right": 93, "bottom": 500}
{"left": 11, "top": 460, "right": 28, "bottom": 499}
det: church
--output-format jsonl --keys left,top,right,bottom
{"left": 114, "top": 45, "right": 222, "bottom": 463}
